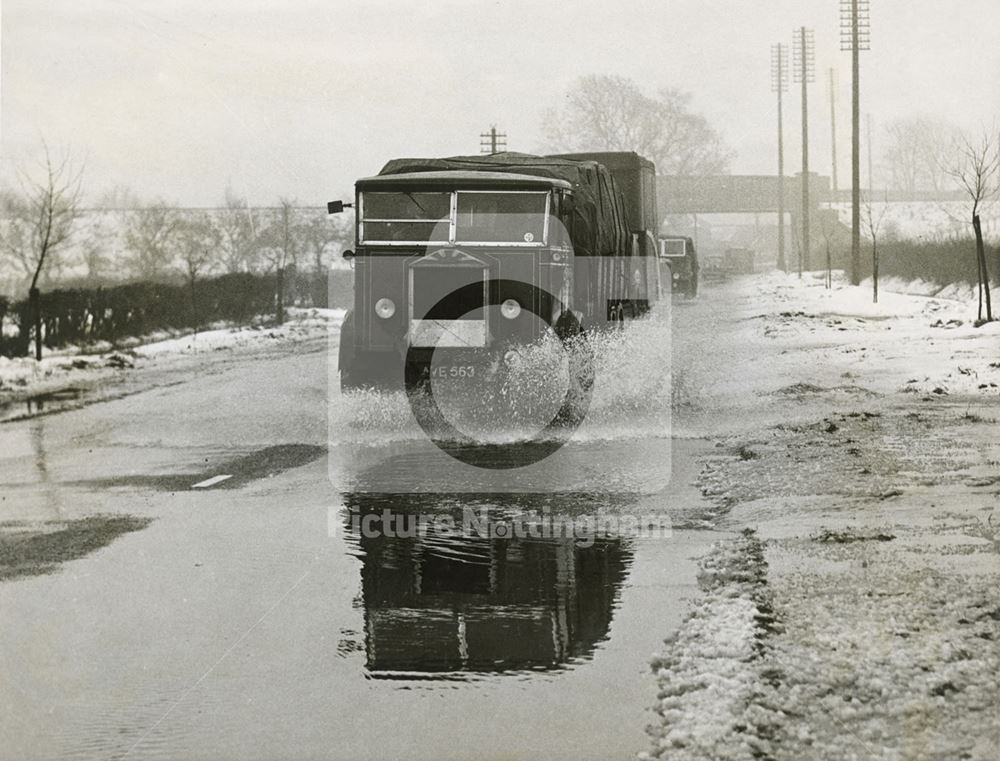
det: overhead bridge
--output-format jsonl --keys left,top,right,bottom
{"left": 657, "top": 173, "right": 830, "bottom": 216}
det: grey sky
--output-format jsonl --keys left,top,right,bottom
{"left": 3, "top": 0, "right": 998, "bottom": 206}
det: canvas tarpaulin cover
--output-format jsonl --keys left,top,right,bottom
{"left": 377, "top": 153, "right": 630, "bottom": 257}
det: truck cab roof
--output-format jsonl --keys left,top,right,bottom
{"left": 356, "top": 170, "right": 572, "bottom": 191}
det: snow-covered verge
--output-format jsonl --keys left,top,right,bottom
{"left": 685, "top": 407, "right": 1000, "bottom": 760}
{"left": 860, "top": 275, "right": 998, "bottom": 303}
{"left": 131, "top": 307, "right": 344, "bottom": 357}
{"left": 761, "top": 542, "right": 999, "bottom": 760}
{"left": 643, "top": 531, "right": 784, "bottom": 760}
{"left": 0, "top": 308, "right": 344, "bottom": 407}
{"left": 671, "top": 271, "right": 1000, "bottom": 443}
{"left": 757, "top": 271, "right": 1000, "bottom": 399}
{"left": 649, "top": 272, "right": 1000, "bottom": 759}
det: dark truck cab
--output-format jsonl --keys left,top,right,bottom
{"left": 658, "top": 236, "right": 699, "bottom": 297}
{"left": 335, "top": 152, "right": 663, "bottom": 391}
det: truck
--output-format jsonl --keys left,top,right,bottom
{"left": 701, "top": 247, "right": 754, "bottom": 283}
{"left": 723, "top": 247, "right": 755, "bottom": 275}
{"left": 331, "top": 151, "right": 664, "bottom": 391}
{"left": 657, "top": 235, "right": 699, "bottom": 298}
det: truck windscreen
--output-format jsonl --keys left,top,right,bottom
{"left": 455, "top": 191, "right": 547, "bottom": 243}
{"left": 361, "top": 192, "right": 451, "bottom": 243}
{"left": 359, "top": 190, "right": 549, "bottom": 245}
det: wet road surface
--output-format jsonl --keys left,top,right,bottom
{"left": 0, "top": 303, "right": 726, "bottom": 760}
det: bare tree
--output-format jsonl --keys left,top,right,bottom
{"left": 260, "top": 198, "right": 302, "bottom": 323}
{"left": 260, "top": 198, "right": 300, "bottom": 270}
{"left": 818, "top": 209, "right": 847, "bottom": 290}
{"left": 883, "top": 117, "right": 958, "bottom": 198}
{"left": 653, "top": 87, "right": 735, "bottom": 176}
{"left": 0, "top": 191, "right": 34, "bottom": 280}
{"left": 78, "top": 216, "right": 117, "bottom": 284}
{"left": 543, "top": 75, "right": 734, "bottom": 176}
{"left": 862, "top": 194, "right": 889, "bottom": 303}
{"left": 0, "top": 145, "right": 83, "bottom": 359}
{"left": 299, "top": 211, "right": 351, "bottom": 274}
{"left": 90, "top": 185, "right": 142, "bottom": 281}
{"left": 175, "top": 212, "right": 222, "bottom": 330}
{"left": 945, "top": 128, "right": 999, "bottom": 323}
{"left": 124, "top": 200, "right": 180, "bottom": 281}
{"left": 94, "top": 184, "right": 143, "bottom": 210}
{"left": 218, "top": 187, "right": 261, "bottom": 273}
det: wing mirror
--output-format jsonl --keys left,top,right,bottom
{"left": 327, "top": 200, "right": 354, "bottom": 214}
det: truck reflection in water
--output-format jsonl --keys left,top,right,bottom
{"left": 342, "top": 493, "right": 634, "bottom": 679}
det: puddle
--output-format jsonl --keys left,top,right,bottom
{"left": 0, "top": 514, "right": 152, "bottom": 581}
{"left": 342, "top": 492, "right": 633, "bottom": 679}
{"left": 0, "top": 387, "right": 86, "bottom": 422}
{"left": 217, "top": 444, "right": 326, "bottom": 484}
{"left": 69, "top": 444, "right": 327, "bottom": 491}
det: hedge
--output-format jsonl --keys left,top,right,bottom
{"left": 0, "top": 269, "right": 354, "bottom": 357}
{"left": 855, "top": 239, "right": 999, "bottom": 286}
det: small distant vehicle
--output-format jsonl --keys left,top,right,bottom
{"left": 657, "top": 236, "right": 698, "bottom": 297}
{"left": 723, "top": 247, "right": 755, "bottom": 275}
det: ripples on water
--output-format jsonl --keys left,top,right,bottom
{"left": 341, "top": 493, "right": 635, "bottom": 680}
{"left": 320, "top": 308, "right": 671, "bottom": 725}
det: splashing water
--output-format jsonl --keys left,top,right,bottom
{"left": 582, "top": 310, "right": 673, "bottom": 437}
{"left": 329, "top": 306, "right": 673, "bottom": 447}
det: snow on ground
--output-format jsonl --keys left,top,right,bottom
{"left": 643, "top": 531, "right": 782, "bottom": 761}
{"left": 132, "top": 307, "right": 344, "bottom": 357}
{"left": 757, "top": 271, "right": 1000, "bottom": 398}
{"left": 670, "top": 270, "right": 1000, "bottom": 442}
{"left": 0, "top": 308, "right": 344, "bottom": 403}
{"left": 647, "top": 272, "right": 1000, "bottom": 760}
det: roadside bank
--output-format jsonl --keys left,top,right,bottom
{"left": 645, "top": 273, "right": 1000, "bottom": 760}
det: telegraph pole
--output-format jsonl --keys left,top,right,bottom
{"left": 479, "top": 125, "right": 507, "bottom": 154}
{"left": 829, "top": 68, "right": 839, "bottom": 193}
{"left": 841, "top": 0, "right": 870, "bottom": 285}
{"left": 867, "top": 112, "right": 874, "bottom": 195}
{"left": 771, "top": 43, "right": 789, "bottom": 272}
{"left": 793, "top": 27, "right": 815, "bottom": 276}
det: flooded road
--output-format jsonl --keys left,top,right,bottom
{"left": 0, "top": 300, "right": 726, "bottom": 760}
{"left": 0, "top": 387, "right": 87, "bottom": 422}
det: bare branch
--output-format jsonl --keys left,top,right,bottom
{"left": 542, "top": 75, "right": 733, "bottom": 176}
{"left": 0, "top": 143, "right": 84, "bottom": 290}
{"left": 218, "top": 187, "right": 261, "bottom": 273}
{"left": 124, "top": 200, "right": 181, "bottom": 280}
{"left": 945, "top": 126, "right": 1000, "bottom": 217}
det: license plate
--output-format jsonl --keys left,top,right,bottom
{"left": 410, "top": 319, "right": 487, "bottom": 348}
{"left": 430, "top": 365, "right": 476, "bottom": 380}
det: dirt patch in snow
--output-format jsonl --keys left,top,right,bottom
{"left": 811, "top": 527, "right": 896, "bottom": 543}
